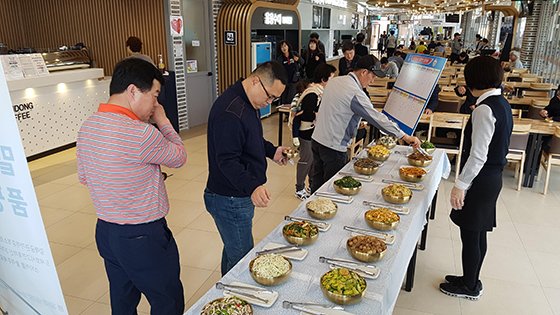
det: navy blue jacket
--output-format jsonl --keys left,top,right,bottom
{"left": 206, "top": 81, "right": 277, "bottom": 197}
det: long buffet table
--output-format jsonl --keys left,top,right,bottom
{"left": 186, "top": 147, "right": 451, "bottom": 314}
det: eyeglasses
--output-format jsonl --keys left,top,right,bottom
{"left": 257, "top": 76, "right": 280, "bottom": 103}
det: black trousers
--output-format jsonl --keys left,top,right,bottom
{"left": 460, "top": 228, "right": 488, "bottom": 290}
{"left": 96, "top": 218, "right": 184, "bottom": 315}
{"left": 309, "top": 140, "right": 348, "bottom": 193}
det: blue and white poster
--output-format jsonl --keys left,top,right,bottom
{"left": 383, "top": 53, "right": 447, "bottom": 135}
{"left": 0, "top": 64, "right": 68, "bottom": 314}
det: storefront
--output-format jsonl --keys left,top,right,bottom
{"left": 298, "top": 0, "right": 369, "bottom": 58}
{"left": 216, "top": 0, "right": 301, "bottom": 93}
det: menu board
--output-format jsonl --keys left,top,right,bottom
{"left": 0, "top": 54, "right": 49, "bottom": 80}
{"left": 383, "top": 53, "right": 447, "bottom": 135}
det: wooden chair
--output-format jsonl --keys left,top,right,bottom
{"left": 521, "top": 76, "right": 542, "bottom": 83}
{"left": 539, "top": 126, "right": 560, "bottom": 194}
{"left": 427, "top": 114, "right": 468, "bottom": 179}
{"left": 511, "top": 68, "right": 529, "bottom": 74}
{"left": 511, "top": 108, "right": 523, "bottom": 119}
{"left": 441, "top": 86, "right": 456, "bottom": 93}
{"left": 370, "top": 79, "right": 390, "bottom": 88}
{"left": 437, "top": 97, "right": 461, "bottom": 113}
{"left": 347, "top": 137, "right": 364, "bottom": 161}
{"left": 456, "top": 78, "right": 466, "bottom": 86}
{"left": 522, "top": 90, "right": 549, "bottom": 98}
{"left": 371, "top": 96, "right": 388, "bottom": 108}
{"left": 438, "top": 76, "right": 452, "bottom": 86}
{"left": 528, "top": 104, "right": 546, "bottom": 119}
{"left": 368, "top": 88, "right": 389, "bottom": 97}
{"left": 507, "top": 123, "right": 531, "bottom": 190}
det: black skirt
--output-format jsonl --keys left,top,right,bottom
{"left": 450, "top": 172, "right": 502, "bottom": 231}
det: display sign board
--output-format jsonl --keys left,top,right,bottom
{"left": 251, "top": 8, "right": 299, "bottom": 30}
{"left": 0, "top": 56, "right": 24, "bottom": 81}
{"left": 170, "top": 15, "right": 184, "bottom": 37}
{"left": 224, "top": 31, "right": 237, "bottom": 46}
{"left": 0, "top": 63, "right": 68, "bottom": 314}
{"left": 383, "top": 53, "right": 446, "bottom": 135}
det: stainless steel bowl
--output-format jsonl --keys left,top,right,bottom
{"left": 202, "top": 297, "right": 254, "bottom": 315}
{"left": 282, "top": 222, "right": 319, "bottom": 246}
{"left": 320, "top": 269, "right": 366, "bottom": 305}
{"left": 353, "top": 159, "right": 380, "bottom": 175}
{"left": 249, "top": 255, "right": 292, "bottom": 286}
{"left": 368, "top": 152, "right": 390, "bottom": 162}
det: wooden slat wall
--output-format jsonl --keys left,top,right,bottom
{"left": 0, "top": 0, "right": 26, "bottom": 48}
{"left": 1, "top": 0, "right": 168, "bottom": 75}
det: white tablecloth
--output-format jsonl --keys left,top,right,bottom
{"left": 186, "top": 147, "right": 450, "bottom": 315}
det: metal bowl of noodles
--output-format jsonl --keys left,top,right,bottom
{"left": 249, "top": 254, "right": 292, "bottom": 286}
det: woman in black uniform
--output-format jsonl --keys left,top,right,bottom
{"left": 440, "top": 56, "right": 513, "bottom": 300}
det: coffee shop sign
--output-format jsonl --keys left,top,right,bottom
{"left": 264, "top": 12, "right": 294, "bottom": 25}
{"left": 311, "top": 0, "right": 348, "bottom": 9}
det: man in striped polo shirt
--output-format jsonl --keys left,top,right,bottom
{"left": 77, "top": 59, "right": 187, "bottom": 315}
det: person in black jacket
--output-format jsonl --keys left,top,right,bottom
{"left": 303, "top": 38, "right": 326, "bottom": 79}
{"left": 455, "top": 85, "right": 477, "bottom": 114}
{"left": 354, "top": 33, "right": 369, "bottom": 57}
{"left": 205, "top": 61, "right": 290, "bottom": 275}
{"left": 540, "top": 87, "right": 560, "bottom": 121}
{"left": 276, "top": 40, "right": 303, "bottom": 105}
{"left": 440, "top": 56, "right": 513, "bottom": 301}
{"left": 338, "top": 42, "right": 359, "bottom": 76}
{"left": 424, "top": 85, "right": 441, "bottom": 115}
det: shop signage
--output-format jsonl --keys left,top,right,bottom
{"left": 12, "top": 101, "right": 34, "bottom": 121}
{"left": 311, "top": 0, "right": 348, "bottom": 9}
{"left": 0, "top": 62, "right": 68, "bottom": 314}
{"left": 263, "top": 12, "right": 293, "bottom": 25}
{"left": 224, "top": 31, "right": 237, "bottom": 46}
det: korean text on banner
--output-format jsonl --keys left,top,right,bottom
{"left": 0, "top": 63, "right": 68, "bottom": 314}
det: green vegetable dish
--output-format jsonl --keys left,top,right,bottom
{"left": 321, "top": 268, "right": 366, "bottom": 296}
{"left": 283, "top": 221, "right": 319, "bottom": 238}
{"left": 334, "top": 176, "right": 362, "bottom": 189}
{"left": 421, "top": 141, "right": 435, "bottom": 149}
{"left": 201, "top": 296, "right": 252, "bottom": 315}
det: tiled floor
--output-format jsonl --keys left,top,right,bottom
{"left": 28, "top": 114, "right": 560, "bottom": 315}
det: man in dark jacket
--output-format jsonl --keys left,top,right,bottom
{"left": 338, "top": 42, "right": 359, "bottom": 76}
{"left": 205, "top": 61, "right": 289, "bottom": 275}
{"left": 354, "top": 33, "right": 369, "bottom": 57}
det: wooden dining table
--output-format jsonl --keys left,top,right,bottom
{"left": 418, "top": 112, "right": 560, "bottom": 188}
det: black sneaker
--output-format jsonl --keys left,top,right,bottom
{"left": 439, "top": 281, "right": 481, "bottom": 301}
{"left": 444, "top": 275, "right": 483, "bottom": 294}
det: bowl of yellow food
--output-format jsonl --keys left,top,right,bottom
{"left": 320, "top": 268, "right": 367, "bottom": 305}
{"left": 367, "top": 145, "right": 391, "bottom": 162}
{"left": 382, "top": 184, "right": 412, "bottom": 204}
{"left": 365, "top": 208, "right": 400, "bottom": 231}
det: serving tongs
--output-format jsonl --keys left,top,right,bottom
{"left": 415, "top": 146, "right": 432, "bottom": 158}
{"left": 319, "top": 256, "right": 378, "bottom": 278}
{"left": 256, "top": 244, "right": 302, "bottom": 256}
{"left": 285, "top": 215, "right": 330, "bottom": 232}
{"left": 362, "top": 200, "right": 410, "bottom": 215}
{"left": 338, "top": 171, "right": 374, "bottom": 182}
{"left": 314, "top": 191, "right": 354, "bottom": 204}
{"left": 283, "top": 301, "right": 344, "bottom": 315}
{"left": 215, "top": 282, "right": 270, "bottom": 303}
{"left": 216, "top": 282, "right": 273, "bottom": 294}
{"left": 344, "top": 225, "right": 395, "bottom": 245}
{"left": 381, "top": 178, "right": 424, "bottom": 191}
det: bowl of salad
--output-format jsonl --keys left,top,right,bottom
{"left": 420, "top": 141, "right": 436, "bottom": 154}
{"left": 333, "top": 176, "right": 362, "bottom": 195}
{"left": 201, "top": 296, "right": 253, "bottom": 315}
{"left": 249, "top": 254, "right": 292, "bottom": 286}
{"left": 282, "top": 221, "right": 319, "bottom": 246}
{"left": 320, "top": 268, "right": 367, "bottom": 305}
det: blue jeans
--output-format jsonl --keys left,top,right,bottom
{"left": 204, "top": 188, "right": 254, "bottom": 276}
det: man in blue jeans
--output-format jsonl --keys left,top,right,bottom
{"left": 205, "top": 61, "right": 289, "bottom": 275}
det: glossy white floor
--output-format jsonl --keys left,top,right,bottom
{"left": 29, "top": 114, "right": 560, "bottom": 315}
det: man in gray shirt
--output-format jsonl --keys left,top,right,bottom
{"left": 310, "top": 55, "right": 421, "bottom": 193}
{"left": 450, "top": 33, "right": 462, "bottom": 63}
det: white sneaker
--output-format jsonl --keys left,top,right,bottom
{"left": 295, "top": 189, "right": 310, "bottom": 200}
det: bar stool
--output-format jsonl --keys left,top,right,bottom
{"left": 540, "top": 126, "right": 560, "bottom": 195}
